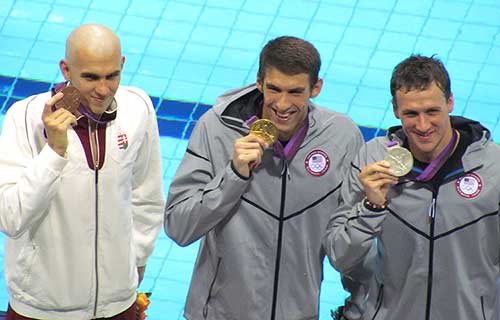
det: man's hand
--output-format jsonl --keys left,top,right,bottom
{"left": 359, "top": 160, "right": 399, "bottom": 206}
{"left": 137, "top": 266, "right": 146, "bottom": 286}
{"left": 231, "top": 134, "right": 269, "bottom": 178}
{"left": 42, "top": 92, "right": 77, "bottom": 157}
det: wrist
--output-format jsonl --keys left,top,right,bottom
{"left": 363, "top": 197, "right": 387, "bottom": 212}
{"left": 230, "top": 160, "right": 250, "bottom": 180}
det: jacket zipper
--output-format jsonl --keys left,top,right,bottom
{"left": 270, "top": 160, "right": 288, "bottom": 320}
{"left": 424, "top": 194, "right": 437, "bottom": 320}
{"left": 89, "top": 121, "right": 100, "bottom": 317}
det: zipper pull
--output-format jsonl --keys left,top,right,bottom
{"left": 286, "top": 160, "right": 291, "bottom": 180}
{"left": 427, "top": 198, "right": 436, "bottom": 224}
{"left": 280, "top": 159, "right": 291, "bottom": 179}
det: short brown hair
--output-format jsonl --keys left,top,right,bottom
{"left": 258, "top": 36, "right": 321, "bottom": 88}
{"left": 391, "top": 54, "right": 451, "bottom": 101}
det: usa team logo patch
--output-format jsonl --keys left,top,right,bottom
{"left": 117, "top": 132, "right": 128, "bottom": 150}
{"left": 456, "top": 173, "right": 482, "bottom": 199}
{"left": 305, "top": 149, "right": 330, "bottom": 176}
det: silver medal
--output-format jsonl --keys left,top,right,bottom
{"left": 384, "top": 145, "right": 413, "bottom": 177}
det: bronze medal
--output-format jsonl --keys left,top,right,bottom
{"left": 249, "top": 119, "right": 278, "bottom": 145}
{"left": 55, "top": 86, "right": 81, "bottom": 116}
{"left": 384, "top": 145, "right": 413, "bottom": 177}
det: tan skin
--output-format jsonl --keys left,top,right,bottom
{"left": 231, "top": 67, "right": 322, "bottom": 178}
{"left": 42, "top": 24, "right": 145, "bottom": 285}
{"left": 360, "top": 81, "right": 454, "bottom": 206}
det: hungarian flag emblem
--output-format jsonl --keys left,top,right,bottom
{"left": 117, "top": 132, "right": 128, "bottom": 150}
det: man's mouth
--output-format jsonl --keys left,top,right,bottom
{"left": 272, "top": 108, "right": 294, "bottom": 121}
{"left": 414, "top": 130, "right": 433, "bottom": 140}
{"left": 92, "top": 96, "right": 107, "bottom": 103}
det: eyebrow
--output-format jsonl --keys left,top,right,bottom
{"left": 80, "top": 70, "right": 121, "bottom": 79}
{"left": 266, "top": 83, "right": 306, "bottom": 93}
{"left": 401, "top": 106, "right": 441, "bottom": 114}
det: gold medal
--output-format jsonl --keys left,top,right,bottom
{"left": 55, "top": 86, "right": 81, "bottom": 116}
{"left": 249, "top": 119, "right": 278, "bottom": 145}
{"left": 384, "top": 145, "right": 413, "bottom": 177}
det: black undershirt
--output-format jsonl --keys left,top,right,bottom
{"left": 405, "top": 129, "right": 472, "bottom": 187}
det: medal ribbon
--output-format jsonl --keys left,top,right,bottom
{"left": 273, "top": 120, "right": 308, "bottom": 160}
{"left": 415, "top": 129, "right": 458, "bottom": 182}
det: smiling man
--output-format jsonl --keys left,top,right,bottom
{"left": 165, "top": 36, "right": 364, "bottom": 320}
{"left": 0, "top": 24, "right": 164, "bottom": 320}
{"left": 323, "top": 55, "right": 500, "bottom": 320}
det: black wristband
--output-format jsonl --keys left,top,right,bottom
{"left": 363, "top": 197, "right": 387, "bottom": 212}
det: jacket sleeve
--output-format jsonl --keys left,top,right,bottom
{"left": 0, "top": 98, "right": 67, "bottom": 238}
{"left": 164, "top": 113, "right": 250, "bottom": 247}
{"left": 323, "top": 144, "right": 387, "bottom": 274}
{"left": 131, "top": 93, "right": 165, "bottom": 267}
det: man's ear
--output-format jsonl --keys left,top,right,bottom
{"left": 256, "top": 76, "right": 263, "bottom": 93}
{"left": 392, "top": 99, "right": 400, "bottom": 119}
{"left": 310, "top": 78, "right": 323, "bottom": 98}
{"left": 59, "top": 60, "right": 70, "bottom": 81}
{"left": 447, "top": 93, "right": 454, "bottom": 113}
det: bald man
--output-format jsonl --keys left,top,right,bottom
{"left": 0, "top": 24, "right": 164, "bottom": 320}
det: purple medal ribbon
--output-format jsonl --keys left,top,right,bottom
{"left": 78, "top": 106, "right": 110, "bottom": 125}
{"left": 415, "top": 129, "right": 458, "bottom": 181}
{"left": 273, "top": 120, "right": 308, "bottom": 160}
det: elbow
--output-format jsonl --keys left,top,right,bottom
{"left": 2, "top": 223, "right": 27, "bottom": 239}
{"left": 166, "top": 229, "right": 196, "bottom": 247}
{"left": 322, "top": 232, "right": 356, "bottom": 274}
{"left": 0, "top": 212, "right": 28, "bottom": 238}
{"left": 164, "top": 219, "right": 197, "bottom": 247}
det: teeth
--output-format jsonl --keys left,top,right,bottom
{"left": 274, "top": 110, "right": 290, "bottom": 119}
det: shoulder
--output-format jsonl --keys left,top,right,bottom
{"left": 311, "top": 105, "right": 358, "bottom": 131}
{"left": 479, "top": 139, "right": 500, "bottom": 159}
{"left": 365, "top": 136, "right": 389, "bottom": 151}
{"left": 309, "top": 106, "right": 362, "bottom": 145}
{"left": 115, "top": 86, "right": 154, "bottom": 113}
{"left": 353, "top": 136, "right": 389, "bottom": 164}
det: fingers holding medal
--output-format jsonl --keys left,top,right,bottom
{"left": 54, "top": 86, "right": 82, "bottom": 117}
{"left": 358, "top": 143, "right": 412, "bottom": 208}
{"left": 384, "top": 145, "right": 413, "bottom": 177}
{"left": 232, "top": 119, "right": 277, "bottom": 178}
{"left": 249, "top": 119, "right": 278, "bottom": 146}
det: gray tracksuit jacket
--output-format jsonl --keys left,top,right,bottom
{"left": 324, "top": 117, "right": 500, "bottom": 320}
{"left": 165, "top": 84, "right": 364, "bottom": 320}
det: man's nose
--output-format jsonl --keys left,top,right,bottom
{"left": 275, "top": 93, "right": 290, "bottom": 110}
{"left": 95, "top": 81, "right": 111, "bottom": 96}
{"left": 416, "top": 114, "right": 430, "bottom": 132}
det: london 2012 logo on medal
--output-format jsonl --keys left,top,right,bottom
{"left": 305, "top": 150, "right": 330, "bottom": 176}
{"left": 456, "top": 173, "right": 483, "bottom": 199}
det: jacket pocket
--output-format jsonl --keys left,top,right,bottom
{"left": 203, "top": 257, "right": 221, "bottom": 319}
{"left": 11, "top": 240, "right": 94, "bottom": 310}
{"left": 370, "top": 284, "right": 384, "bottom": 320}
{"left": 14, "top": 243, "right": 38, "bottom": 291}
{"left": 480, "top": 296, "right": 486, "bottom": 320}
